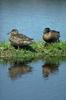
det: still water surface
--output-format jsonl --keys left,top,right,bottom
{"left": 0, "top": 0, "right": 66, "bottom": 41}
{"left": 0, "top": 59, "right": 66, "bottom": 100}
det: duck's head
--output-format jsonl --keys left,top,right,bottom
{"left": 43, "top": 27, "right": 50, "bottom": 34}
{"left": 8, "top": 29, "right": 19, "bottom": 35}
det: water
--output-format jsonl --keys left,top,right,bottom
{"left": 0, "top": 59, "right": 66, "bottom": 100}
{"left": 0, "top": 0, "right": 66, "bottom": 99}
{"left": 0, "top": 0, "right": 66, "bottom": 41}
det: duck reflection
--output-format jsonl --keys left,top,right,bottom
{"left": 42, "top": 62, "right": 59, "bottom": 78}
{"left": 8, "top": 62, "right": 32, "bottom": 80}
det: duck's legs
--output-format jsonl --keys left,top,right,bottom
{"left": 18, "top": 46, "right": 19, "bottom": 50}
{"left": 57, "top": 39, "right": 60, "bottom": 42}
{"left": 44, "top": 42, "right": 48, "bottom": 47}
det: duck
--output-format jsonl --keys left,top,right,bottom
{"left": 8, "top": 29, "right": 33, "bottom": 48}
{"left": 43, "top": 28, "right": 60, "bottom": 43}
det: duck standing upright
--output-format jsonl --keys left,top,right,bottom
{"left": 43, "top": 28, "right": 60, "bottom": 43}
{"left": 8, "top": 29, "right": 33, "bottom": 48}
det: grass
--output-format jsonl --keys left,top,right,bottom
{"left": 0, "top": 41, "right": 66, "bottom": 62}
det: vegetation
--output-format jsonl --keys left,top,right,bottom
{"left": 0, "top": 41, "right": 66, "bottom": 62}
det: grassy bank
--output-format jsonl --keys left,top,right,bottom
{"left": 0, "top": 41, "right": 66, "bottom": 62}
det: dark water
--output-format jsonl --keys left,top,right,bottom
{"left": 0, "top": 0, "right": 66, "bottom": 41}
{"left": 0, "top": 59, "right": 66, "bottom": 100}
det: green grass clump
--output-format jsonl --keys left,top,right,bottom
{"left": 0, "top": 41, "right": 66, "bottom": 62}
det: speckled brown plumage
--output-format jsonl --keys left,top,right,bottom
{"left": 9, "top": 29, "right": 33, "bottom": 48}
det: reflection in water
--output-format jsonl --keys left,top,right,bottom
{"left": 42, "top": 61, "right": 59, "bottom": 78}
{"left": 8, "top": 62, "right": 32, "bottom": 80}
{"left": 0, "top": 59, "right": 66, "bottom": 100}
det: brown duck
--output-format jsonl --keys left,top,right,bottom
{"left": 43, "top": 28, "right": 60, "bottom": 43}
{"left": 8, "top": 29, "right": 33, "bottom": 48}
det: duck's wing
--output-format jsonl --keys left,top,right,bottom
{"left": 16, "top": 33, "right": 33, "bottom": 41}
{"left": 51, "top": 30, "right": 60, "bottom": 34}
{"left": 51, "top": 30, "right": 60, "bottom": 37}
